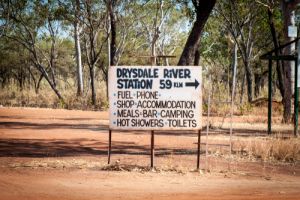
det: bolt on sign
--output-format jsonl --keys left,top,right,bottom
{"left": 108, "top": 66, "right": 202, "bottom": 130}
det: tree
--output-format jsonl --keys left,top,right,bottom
{"left": 74, "top": 0, "right": 84, "bottom": 96}
{"left": 178, "top": 0, "right": 216, "bottom": 66}
{"left": 259, "top": 0, "right": 298, "bottom": 123}
{"left": 280, "top": 0, "right": 299, "bottom": 122}
{"left": 58, "top": 0, "right": 84, "bottom": 96}
{"left": 0, "top": 38, "right": 31, "bottom": 90}
{"left": 81, "top": 0, "right": 107, "bottom": 107}
{"left": 0, "top": 0, "right": 10, "bottom": 37}
{"left": 3, "top": 0, "right": 65, "bottom": 101}
{"left": 217, "top": 0, "right": 273, "bottom": 103}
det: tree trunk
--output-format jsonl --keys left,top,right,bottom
{"left": 38, "top": 64, "right": 64, "bottom": 102}
{"left": 105, "top": 0, "right": 117, "bottom": 100}
{"left": 282, "top": 78, "right": 292, "bottom": 123}
{"left": 230, "top": 43, "right": 238, "bottom": 97}
{"left": 244, "top": 58, "right": 253, "bottom": 102}
{"left": 178, "top": 0, "right": 216, "bottom": 66}
{"left": 194, "top": 49, "right": 200, "bottom": 66}
{"left": 108, "top": 0, "right": 117, "bottom": 66}
{"left": 74, "top": 21, "right": 84, "bottom": 96}
{"left": 36, "top": 74, "right": 43, "bottom": 94}
{"left": 18, "top": 67, "right": 24, "bottom": 91}
{"left": 105, "top": 73, "right": 109, "bottom": 103}
{"left": 254, "top": 73, "right": 260, "bottom": 97}
{"left": 151, "top": 39, "right": 157, "bottom": 66}
{"left": 240, "top": 73, "right": 246, "bottom": 104}
{"left": 75, "top": 0, "right": 84, "bottom": 96}
{"left": 49, "top": 21, "right": 57, "bottom": 88}
{"left": 281, "top": 1, "right": 294, "bottom": 123}
{"left": 89, "top": 66, "right": 96, "bottom": 107}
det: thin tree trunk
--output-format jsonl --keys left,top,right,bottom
{"left": 244, "top": 58, "right": 253, "bottom": 102}
{"left": 28, "top": 67, "right": 37, "bottom": 93}
{"left": 232, "top": 43, "right": 238, "bottom": 100}
{"left": 48, "top": 20, "right": 57, "bottom": 88}
{"left": 240, "top": 73, "right": 246, "bottom": 104}
{"left": 89, "top": 66, "right": 96, "bottom": 107}
{"left": 105, "top": 71, "right": 109, "bottom": 102}
{"left": 37, "top": 64, "right": 64, "bottom": 101}
{"left": 75, "top": 0, "right": 84, "bottom": 96}
{"left": 36, "top": 74, "right": 43, "bottom": 94}
{"left": 74, "top": 21, "right": 84, "bottom": 96}
{"left": 151, "top": 39, "right": 157, "bottom": 66}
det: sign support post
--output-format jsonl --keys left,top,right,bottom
{"left": 151, "top": 130, "right": 155, "bottom": 168}
{"left": 197, "top": 130, "right": 201, "bottom": 170}
{"left": 108, "top": 130, "right": 112, "bottom": 164}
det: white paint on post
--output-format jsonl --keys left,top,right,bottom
{"left": 108, "top": 66, "right": 202, "bottom": 130}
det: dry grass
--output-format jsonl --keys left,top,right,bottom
{"left": 6, "top": 159, "right": 188, "bottom": 174}
{"left": 233, "top": 136, "right": 300, "bottom": 163}
{"left": 0, "top": 82, "right": 108, "bottom": 110}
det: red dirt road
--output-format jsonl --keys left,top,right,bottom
{"left": 1, "top": 168, "right": 299, "bottom": 200}
{"left": 0, "top": 107, "right": 299, "bottom": 200}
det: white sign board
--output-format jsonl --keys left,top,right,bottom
{"left": 108, "top": 66, "right": 202, "bottom": 130}
{"left": 288, "top": 25, "right": 297, "bottom": 38}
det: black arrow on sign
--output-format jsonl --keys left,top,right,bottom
{"left": 185, "top": 79, "right": 199, "bottom": 89}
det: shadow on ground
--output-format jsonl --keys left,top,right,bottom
{"left": 0, "top": 120, "right": 294, "bottom": 158}
{"left": 0, "top": 138, "right": 206, "bottom": 158}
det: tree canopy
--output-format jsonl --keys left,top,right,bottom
{"left": 0, "top": 0, "right": 299, "bottom": 122}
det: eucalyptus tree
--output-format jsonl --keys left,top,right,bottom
{"left": 120, "top": 0, "right": 188, "bottom": 66}
{"left": 2, "top": 0, "right": 66, "bottom": 101}
{"left": 74, "top": 0, "right": 84, "bottom": 96}
{"left": 200, "top": 12, "right": 231, "bottom": 101}
{"left": 125, "top": 0, "right": 173, "bottom": 65}
{"left": 0, "top": 38, "right": 31, "bottom": 90}
{"left": 216, "top": 0, "right": 272, "bottom": 103}
{"left": 0, "top": 0, "right": 10, "bottom": 37}
{"left": 81, "top": 0, "right": 107, "bottom": 106}
{"left": 58, "top": 0, "right": 84, "bottom": 96}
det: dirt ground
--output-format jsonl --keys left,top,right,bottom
{"left": 0, "top": 107, "right": 299, "bottom": 200}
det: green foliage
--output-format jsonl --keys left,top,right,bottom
{"left": 0, "top": 0, "right": 291, "bottom": 110}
